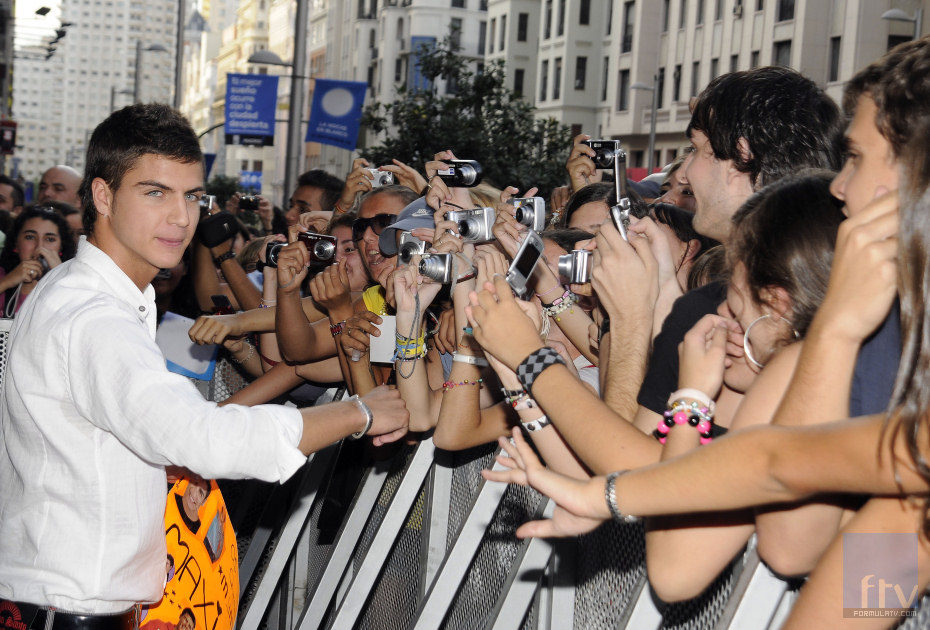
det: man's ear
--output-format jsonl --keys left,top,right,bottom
{"left": 90, "top": 178, "right": 113, "bottom": 219}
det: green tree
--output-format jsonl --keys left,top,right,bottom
{"left": 205, "top": 174, "right": 240, "bottom": 209}
{"left": 360, "top": 35, "right": 572, "bottom": 200}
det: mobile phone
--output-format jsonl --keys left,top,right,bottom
{"left": 210, "top": 295, "right": 234, "bottom": 315}
{"left": 610, "top": 204, "right": 631, "bottom": 242}
{"left": 505, "top": 230, "right": 544, "bottom": 298}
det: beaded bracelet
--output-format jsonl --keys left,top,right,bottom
{"left": 535, "top": 283, "right": 565, "bottom": 300}
{"left": 541, "top": 290, "right": 578, "bottom": 321}
{"left": 330, "top": 320, "right": 347, "bottom": 337}
{"left": 653, "top": 399, "right": 715, "bottom": 445}
{"left": 512, "top": 395, "right": 536, "bottom": 411}
{"left": 442, "top": 378, "right": 483, "bottom": 392}
{"left": 500, "top": 387, "right": 527, "bottom": 406}
{"left": 260, "top": 298, "right": 276, "bottom": 308}
{"left": 232, "top": 342, "right": 255, "bottom": 364}
{"left": 520, "top": 415, "right": 550, "bottom": 432}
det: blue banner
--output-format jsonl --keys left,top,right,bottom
{"left": 204, "top": 153, "right": 216, "bottom": 178}
{"left": 224, "top": 73, "right": 278, "bottom": 146}
{"left": 305, "top": 79, "right": 368, "bottom": 151}
{"left": 408, "top": 36, "right": 437, "bottom": 92}
{"left": 239, "top": 171, "right": 262, "bottom": 192}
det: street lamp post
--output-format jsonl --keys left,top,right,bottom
{"left": 881, "top": 7, "right": 923, "bottom": 40}
{"left": 133, "top": 40, "right": 169, "bottom": 103}
{"left": 632, "top": 75, "right": 659, "bottom": 173}
{"left": 110, "top": 86, "right": 133, "bottom": 112}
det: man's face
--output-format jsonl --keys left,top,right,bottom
{"left": 38, "top": 166, "right": 82, "bottom": 207}
{"left": 92, "top": 155, "right": 204, "bottom": 288}
{"left": 356, "top": 194, "right": 405, "bottom": 287}
{"left": 283, "top": 185, "right": 326, "bottom": 226}
{"left": 682, "top": 129, "right": 754, "bottom": 243}
{"left": 0, "top": 183, "right": 17, "bottom": 214}
{"left": 829, "top": 96, "right": 899, "bottom": 217}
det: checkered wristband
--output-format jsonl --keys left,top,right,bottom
{"left": 516, "top": 347, "right": 565, "bottom": 393}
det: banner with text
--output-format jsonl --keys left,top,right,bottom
{"left": 305, "top": 79, "right": 367, "bottom": 151}
{"left": 224, "top": 73, "right": 278, "bottom": 147}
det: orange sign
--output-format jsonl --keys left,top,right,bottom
{"left": 141, "top": 477, "right": 239, "bottom": 630}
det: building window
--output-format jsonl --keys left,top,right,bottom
{"left": 673, "top": 63, "right": 682, "bottom": 101}
{"left": 656, "top": 67, "right": 665, "bottom": 106}
{"left": 756, "top": 0, "right": 763, "bottom": 10}
{"left": 750, "top": 50, "right": 759, "bottom": 68}
{"left": 776, "top": 0, "right": 793, "bottom": 21}
{"left": 557, "top": 0, "right": 565, "bottom": 35}
{"left": 662, "top": 0, "right": 670, "bottom": 31}
{"left": 607, "top": 0, "right": 613, "bottom": 35}
{"left": 395, "top": 58, "right": 402, "bottom": 81}
{"left": 575, "top": 56, "right": 587, "bottom": 89}
{"left": 829, "top": 36, "right": 841, "bottom": 82}
{"left": 500, "top": 14, "right": 507, "bottom": 50}
{"left": 518, "top": 13, "right": 528, "bottom": 41}
{"left": 452, "top": 0, "right": 464, "bottom": 7}
{"left": 545, "top": 0, "right": 552, "bottom": 38}
{"left": 696, "top": 0, "right": 704, "bottom": 25}
{"left": 617, "top": 68, "right": 630, "bottom": 110}
{"left": 691, "top": 60, "right": 700, "bottom": 95}
{"left": 730, "top": 53, "right": 738, "bottom": 72}
{"left": 714, "top": 0, "right": 723, "bottom": 20}
{"left": 514, "top": 68, "right": 525, "bottom": 96}
{"left": 580, "top": 0, "right": 590, "bottom": 25}
{"left": 622, "top": 1, "right": 634, "bottom": 53}
{"left": 773, "top": 40, "right": 791, "bottom": 66}
{"left": 478, "top": 21, "right": 487, "bottom": 54}
{"left": 680, "top": 0, "right": 687, "bottom": 28}
{"left": 540, "top": 60, "right": 549, "bottom": 101}
{"left": 554, "top": 57, "right": 562, "bottom": 99}
{"left": 710, "top": 57, "right": 718, "bottom": 79}
{"left": 888, "top": 34, "right": 911, "bottom": 51}
{"left": 601, "top": 56, "right": 609, "bottom": 100}
{"left": 450, "top": 17, "right": 462, "bottom": 48}
{"left": 490, "top": 18, "right": 496, "bottom": 52}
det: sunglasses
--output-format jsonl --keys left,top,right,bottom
{"left": 352, "top": 213, "right": 396, "bottom": 241}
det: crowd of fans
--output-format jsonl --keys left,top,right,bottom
{"left": 7, "top": 35, "right": 930, "bottom": 628}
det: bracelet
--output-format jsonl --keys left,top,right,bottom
{"left": 654, "top": 400, "right": 715, "bottom": 445}
{"left": 535, "top": 283, "right": 565, "bottom": 299}
{"left": 452, "top": 352, "right": 489, "bottom": 367}
{"left": 259, "top": 351, "right": 279, "bottom": 367}
{"left": 330, "top": 320, "right": 347, "bottom": 336}
{"left": 442, "top": 378, "right": 483, "bottom": 392}
{"left": 516, "top": 347, "right": 565, "bottom": 393}
{"left": 541, "top": 290, "right": 578, "bottom": 321}
{"left": 540, "top": 288, "right": 575, "bottom": 309}
{"left": 349, "top": 394, "right": 374, "bottom": 439}
{"left": 232, "top": 342, "right": 255, "bottom": 364}
{"left": 500, "top": 387, "right": 527, "bottom": 404}
{"left": 259, "top": 298, "right": 276, "bottom": 309}
{"left": 667, "top": 388, "right": 716, "bottom": 415}
{"left": 394, "top": 348, "right": 427, "bottom": 361}
{"left": 213, "top": 251, "right": 236, "bottom": 266}
{"left": 605, "top": 471, "right": 640, "bottom": 523}
{"left": 520, "top": 415, "right": 550, "bottom": 432}
{"left": 512, "top": 395, "right": 536, "bottom": 411}
{"left": 334, "top": 200, "right": 350, "bottom": 214}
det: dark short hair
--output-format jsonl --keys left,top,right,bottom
{"left": 729, "top": 170, "right": 843, "bottom": 338}
{"left": 0, "top": 175, "right": 24, "bottom": 208}
{"left": 688, "top": 67, "right": 844, "bottom": 189}
{"left": 79, "top": 104, "right": 203, "bottom": 235}
{"left": 0, "top": 204, "right": 78, "bottom": 273}
{"left": 295, "top": 169, "right": 344, "bottom": 211}
{"left": 327, "top": 211, "right": 357, "bottom": 234}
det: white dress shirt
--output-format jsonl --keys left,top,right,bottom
{"left": 0, "top": 238, "right": 307, "bottom": 613}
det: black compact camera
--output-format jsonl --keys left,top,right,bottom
{"left": 197, "top": 194, "right": 238, "bottom": 248}
{"left": 435, "top": 160, "right": 483, "bottom": 188}
{"left": 238, "top": 195, "right": 259, "bottom": 211}
{"left": 265, "top": 232, "right": 337, "bottom": 268}
{"left": 583, "top": 139, "right": 624, "bottom": 170}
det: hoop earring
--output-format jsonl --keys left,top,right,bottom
{"left": 743, "top": 314, "right": 799, "bottom": 369}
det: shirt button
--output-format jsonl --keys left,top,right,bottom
{"left": 139, "top": 306, "right": 146, "bottom": 312}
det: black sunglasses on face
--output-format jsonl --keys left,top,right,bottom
{"left": 352, "top": 213, "right": 395, "bottom": 241}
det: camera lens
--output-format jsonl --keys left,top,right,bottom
{"left": 595, "top": 149, "right": 614, "bottom": 169}
{"left": 557, "top": 254, "right": 573, "bottom": 281}
{"left": 399, "top": 243, "right": 416, "bottom": 264}
{"left": 313, "top": 240, "right": 335, "bottom": 262}
{"left": 458, "top": 220, "right": 473, "bottom": 238}
{"left": 418, "top": 256, "right": 443, "bottom": 282}
{"left": 457, "top": 164, "right": 477, "bottom": 186}
{"left": 266, "top": 242, "right": 284, "bottom": 268}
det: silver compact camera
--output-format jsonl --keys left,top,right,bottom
{"left": 505, "top": 229, "right": 544, "bottom": 298}
{"left": 583, "top": 139, "right": 624, "bottom": 170}
{"left": 397, "top": 231, "right": 428, "bottom": 266}
{"left": 418, "top": 253, "right": 455, "bottom": 284}
{"left": 508, "top": 196, "right": 546, "bottom": 231}
{"left": 367, "top": 168, "right": 395, "bottom": 188}
{"left": 558, "top": 249, "right": 592, "bottom": 284}
{"left": 445, "top": 206, "right": 496, "bottom": 243}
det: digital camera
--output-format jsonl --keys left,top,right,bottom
{"left": 583, "top": 139, "right": 624, "bottom": 170}
{"left": 367, "top": 168, "right": 395, "bottom": 188}
{"left": 197, "top": 196, "right": 238, "bottom": 248}
{"left": 508, "top": 197, "right": 546, "bottom": 231}
{"left": 445, "top": 207, "right": 495, "bottom": 243}
{"left": 397, "top": 231, "right": 428, "bottom": 266}
{"left": 418, "top": 253, "right": 455, "bottom": 284}
{"left": 435, "top": 160, "right": 483, "bottom": 187}
{"left": 558, "top": 249, "right": 592, "bottom": 284}
{"left": 238, "top": 195, "right": 259, "bottom": 211}
{"left": 200, "top": 195, "right": 217, "bottom": 213}
{"left": 505, "top": 230, "right": 544, "bottom": 298}
{"left": 265, "top": 232, "right": 337, "bottom": 268}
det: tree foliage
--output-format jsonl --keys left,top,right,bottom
{"left": 360, "top": 35, "right": 572, "bottom": 199}
{"left": 205, "top": 174, "right": 240, "bottom": 209}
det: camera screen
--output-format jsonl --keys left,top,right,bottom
{"left": 514, "top": 240, "right": 542, "bottom": 277}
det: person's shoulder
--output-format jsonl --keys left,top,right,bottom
{"left": 662, "top": 281, "right": 726, "bottom": 332}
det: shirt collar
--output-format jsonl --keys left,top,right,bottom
{"left": 76, "top": 237, "right": 156, "bottom": 323}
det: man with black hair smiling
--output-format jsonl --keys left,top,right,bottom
{"left": 0, "top": 104, "right": 408, "bottom": 625}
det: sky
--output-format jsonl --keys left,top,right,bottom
{"left": 13, "top": 0, "right": 64, "bottom": 50}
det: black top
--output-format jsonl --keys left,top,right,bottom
{"left": 637, "top": 282, "right": 728, "bottom": 414}
{"left": 849, "top": 301, "right": 901, "bottom": 417}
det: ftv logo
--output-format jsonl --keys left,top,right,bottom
{"left": 844, "top": 533, "right": 919, "bottom": 618}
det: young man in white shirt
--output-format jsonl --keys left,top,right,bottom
{"left": 0, "top": 103, "right": 409, "bottom": 627}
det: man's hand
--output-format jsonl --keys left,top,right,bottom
{"left": 360, "top": 385, "right": 409, "bottom": 446}
{"left": 465, "top": 275, "right": 546, "bottom": 370}
{"left": 338, "top": 157, "right": 374, "bottom": 210}
{"left": 380, "top": 159, "right": 428, "bottom": 193}
{"left": 341, "top": 311, "right": 382, "bottom": 355}
{"left": 550, "top": 186, "right": 571, "bottom": 223}
{"left": 814, "top": 189, "right": 898, "bottom": 344}
{"left": 434, "top": 307, "right": 457, "bottom": 355}
{"left": 566, "top": 133, "right": 601, "bottom": 193}
{"left": 189, "top": 314, "right": 242, "bottom": 345}
{"left": 590, "top": 219, "right": 658, "bottom": 322}
{"left": 309, "top": 258, "right": 353, "bottom": 315}
{"left": 275, "top": 242, "right": 310, "bottom": 296}
{"left": 425, "top": 150, "right": 473, "bottom": 210}
{"left": 298, "top": 211, "right": 333, "bottom": 234}
{"left": 257, "top": 195, "right": 274, "bottom": 231}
